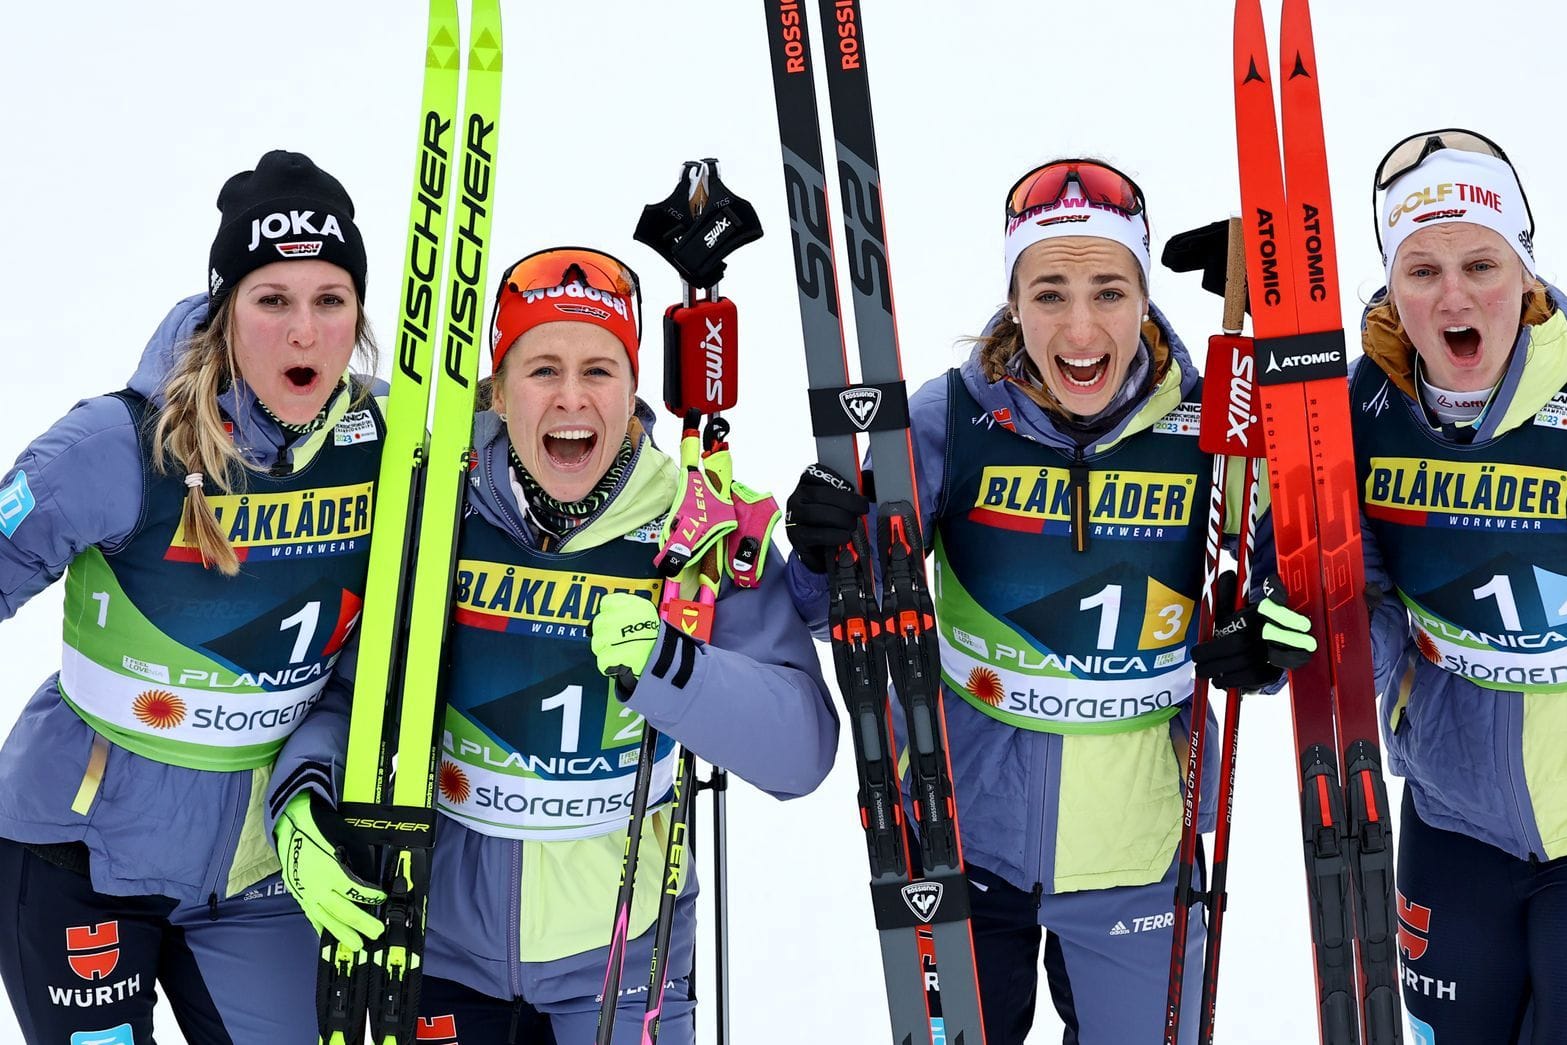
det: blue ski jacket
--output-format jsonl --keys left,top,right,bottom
{"left": 268, "top": 407, "right": 837, "bottom": 1001}
{"left": 1354, "top": 282, "right": 1567, "bottom": 862}
{"left": 787, "top": 305, "right": 1252, "bottom": 899}
{"left": 0, "top": 294, "right": 386, "bottom": 903}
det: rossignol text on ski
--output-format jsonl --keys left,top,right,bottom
{"left": 762, "top": 2, "right": 987, "bottom": 1042}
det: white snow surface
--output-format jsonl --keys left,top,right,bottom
{"left": 2, "top": 1, "right": 1558, "bottom": 1042}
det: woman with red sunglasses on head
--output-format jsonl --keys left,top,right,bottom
{"left": 1348, "top": 129, "right": 1567, "bottom": 1044}
{"left": 784, "top": 158, "right": 1314, "bottom": 1044}
{"left": 268, "top": 247, "right": 837, "bottom": 1043}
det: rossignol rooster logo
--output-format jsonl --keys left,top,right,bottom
{"left": 132, "top": 690, "right": 186, "bottom": 729}
{"left": 901, "top": 881, "right": 944, "bottom": 923}
{"left": 839, "top": 388, "right": 882, "bottom": 432}
{"left": 438, "top": 761, "right": 471, "bottom": 804}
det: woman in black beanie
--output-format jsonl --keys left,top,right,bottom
{"left": 0, "top": 150, "right": 385, "bottom": 1043}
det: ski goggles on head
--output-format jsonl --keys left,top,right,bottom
{"left": 1371, "top": 128, "right": 1536, "bottom": 265}
{"left": 1002, "top": 158, "right": 1152, "bottom": 289}
{"left": 1374, "top": 128, "right": 1517, "bottom": 190}
{"left": 1005, "top": 159, "right": 1146, "bottom": 223}
{"left": 490, "top": 246, "right": 644, "bottom": 375}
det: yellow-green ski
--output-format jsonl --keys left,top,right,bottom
{"left": 317, "top": 2, "right": 502, "bottom": 1042}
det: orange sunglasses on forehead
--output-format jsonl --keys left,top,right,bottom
{"left": 499, "top": 247, "right": 641, "bottom": 299}
{"left": 489, "top": 246, "right": 645, "bottom": 376}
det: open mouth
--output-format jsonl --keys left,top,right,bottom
{"left": 1442, "top": 326, "right": 1482, "bottom": 361}
{"left": 284, "top": 365, "right": 319, "bottom": 389}
{"left": 542, "top": 428, "right": 598, "bottom": 469}
{"left": 1054, "top": 354, "right": 1111, "bottom": 392}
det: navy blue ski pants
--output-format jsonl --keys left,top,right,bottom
{"left": 1397, "top": 791, "right": 1567, "bottom": 1045}
{"left": 966, "top": 859, "right": 1204, "bottom": 1045}
{"left": 0, "top": 837, "right": 319, "bottom": 1044}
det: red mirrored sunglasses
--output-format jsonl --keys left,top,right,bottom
{"left": 1006, "top": 159, "right": 1146, "bottom": 222}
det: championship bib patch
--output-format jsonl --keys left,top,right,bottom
{"left": 334, "top": 409, "right": 380, "bottom": 445}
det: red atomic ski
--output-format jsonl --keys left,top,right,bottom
{"left": 1232, "top": 1, "right": 1403, "bottom": 1043}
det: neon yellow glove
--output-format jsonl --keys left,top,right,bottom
{"left": 274, "top": 793, "right": 386, "bottom": 951}
{"left": 590, "top": 592, "right": 662, "bottom": 691}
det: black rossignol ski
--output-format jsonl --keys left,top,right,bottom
{"left": 1232, "top": 2, "right": 1401, "bottom": 1043}
{"left": 313, "top": 4, "right": 502, "bottom": 1044}
{"left": 762, "top": 3, "right": 986, "bottom": 1043}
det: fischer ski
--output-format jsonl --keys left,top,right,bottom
{"left": 762, "top": 2, "right": 986, "bottom": 1043}
{"left": 1232, "top": 2, "right": 1401, "bottom": 1043}
{"left": 313, "top": 3, "right": 502, "bottom": 1043}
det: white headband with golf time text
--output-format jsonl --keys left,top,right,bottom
{"left": 1004, "top": 186, "right": 1152, "bottom": 291}
{"left": 1381, "top": 149, "right": 1534, "bottom": 280}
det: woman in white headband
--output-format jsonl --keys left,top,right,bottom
{"left": 781, "top": 158, "right": 1315, "bottom": 1043}
{"left": 1349, "top": 128, "right": 1567, "bottom": 1044}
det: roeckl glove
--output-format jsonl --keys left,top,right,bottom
{"left": 590, "top": 592, "right": 662, "bottom": 694}
{"left": 1193, "top": 572, "right": 1317, "bottom": 692}
{"left": 274, "top": 793, "right": 386, "bottom": 951}
{"left": 785, "top": 463, "right": 870, "bottom": 574}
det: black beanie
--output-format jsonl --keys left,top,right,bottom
{"left": 207, "top": 150, "right": 367, "bottom": 309}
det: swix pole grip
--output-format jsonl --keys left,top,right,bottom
{"left": 663, "top": 297, "right": 739, "bottom": 415}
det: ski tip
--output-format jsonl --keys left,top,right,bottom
{"left": 1280, "top": 0, "right": 1321, "bottom": 63}
{"left": 1233, "top": 0, "right": 1271, "bottom": 87}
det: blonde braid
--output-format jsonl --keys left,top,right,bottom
{"left": 151, "top": 299, "right": 246, "bottom": 575}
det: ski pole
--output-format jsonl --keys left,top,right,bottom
{"left": 1196, "top": 217, "right": 1263, "bottom": 1045}
{"left": 1164, "top": 215, "right": 1265, "bottom": 1044}
{"left": 596, "top": 157, "right": 763, "bottom": 1044}
{"left": 641, "top": 544, "right": 720, "bottom": 1044}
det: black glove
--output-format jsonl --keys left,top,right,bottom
{"left": 785, "top": 463, "right": 869, "bottom": 574}
{"left": 1161, "top": 219, "right": 1249, "bottom": 315}
{"left": 1192, "top": 572, "right": 1317, "bottom": 692}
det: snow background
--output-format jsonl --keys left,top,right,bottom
{"left": 0, "top": 1, "right": 1558, "bottom": 1041}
